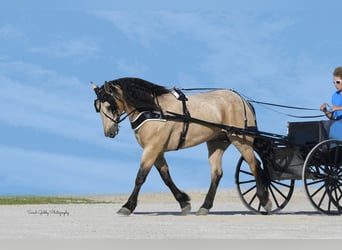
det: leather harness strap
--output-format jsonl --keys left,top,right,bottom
{"left": 171, "top": 88, "right": 191, "bottom": 150}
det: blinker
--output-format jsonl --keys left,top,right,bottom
{"left": 93, "top": 86, "right": 119, "bottom": 117}
{"left": 94, "top": 99, "right": 100, "bottom": 113}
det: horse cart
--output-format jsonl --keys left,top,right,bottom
{"left": 235, "top": 120, "right": 342, "bottom": 215}
{"left": 92, "top": 78, "right": 341, "bottom": 216}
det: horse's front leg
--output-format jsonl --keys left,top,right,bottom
{"left": 117, "top": 167, "right": 151, "bottom": 216}
{"left": 154, "top": 154, "right": 191, "bottom": 215}
{"left": 117, "top": 148, "right": 156, "bottom": 216}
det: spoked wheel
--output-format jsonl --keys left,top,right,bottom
{"left": 235, "top": 150, "right": 295, "bottom": 214}
{"left": 302, "top": 139, "right": 342, "bottom": 215}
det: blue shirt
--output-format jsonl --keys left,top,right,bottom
{"left": 332, "top": 91, "right": 342, "bottom": 120}
{"left": 329, "top": 120, "right": 342, "bottom": 139}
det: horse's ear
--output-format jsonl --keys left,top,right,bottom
{"left": 91, "top": 82, "right": 100, "bottom": 95}
{"left": 91, "top": 82, "right": 98, "bottom": 89}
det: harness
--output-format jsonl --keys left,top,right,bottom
{"left": 95, "top": 83, "right": 258, "bottom": 148}
{"left": 129, "top": 88, "right": 254, "bottom": 150}
{"left": 170, "top": 88, "right": 191, "bottom": 149}
{"left": 94, "top": 86, "right": 120, "bottom": 123}
{"left": 164, "top": 89, "right": 256, "bottom": 143}
{"left": 231, "top": 89, "right": 256, "bottom": 129}
{"left": 129, "top": 88, "right": 191, "bottom": 150}
{"left": 131, "top": 111, "right": 166, "bottom": 131}
{"left": 95, "top": 84, "right": 320, "bottom": 146}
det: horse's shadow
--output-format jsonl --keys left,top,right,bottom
{"left": 132, "top": 211, "right": 250, "bottom": 216}
{"left": 132, "top": 210, "right": 320, "bottom": 216}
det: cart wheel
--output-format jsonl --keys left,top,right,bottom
{"left": 235, "top": 150, "right": 295, "bottom": 214}
{"left": 302, "top": 139, "right": 342, "bottom": 215}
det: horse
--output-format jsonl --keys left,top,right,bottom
{"left": 91, "top": 77, "right": 271, "bottom": 216}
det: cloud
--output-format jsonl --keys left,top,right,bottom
{"left": 0, "top": 59, "right": 141, "bottom": 153}
{"left": 93, "top": 11, "right": 171, "bottom": 48}
{"left": 92, "top": 11, "right": 297, "bottom": 86}
{"left": 115, "top": 59, "right": 149, "bottom": 75}
{"left": 0, "top": 24, "right": 24, "bottom": 40}
{"left": 94, "top": 11, "right": 330, "bottom": 130}
{"left": 28, "top": 38, "right": 100, "bottom": 59}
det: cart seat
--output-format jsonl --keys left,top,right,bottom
{"left": 288, "top": 120, "right": 342, "bottom": 146}
{"left": 287, "top": 121, "right": 329, "bottom": 146}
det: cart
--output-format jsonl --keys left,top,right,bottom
{"left": 235, "top": 120, "right": 342, "bottom": 215}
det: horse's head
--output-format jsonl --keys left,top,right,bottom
{"left": 91, "top": 81, "right": 124, "bottom": 138}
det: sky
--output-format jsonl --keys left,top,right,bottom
{"left": 1, "top": 0, "right": 341, "bottom": 195}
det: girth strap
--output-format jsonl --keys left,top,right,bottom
{"left": 171, "top": 88, "right": 191, "bottom": 150}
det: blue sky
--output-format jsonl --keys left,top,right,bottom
{"left": 1, "top": 0, "right": 341, "bottom": 195}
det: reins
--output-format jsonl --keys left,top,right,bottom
{"left": 241, "top": 95, "right": 325, "bottom": 119}
{"left": 181, "top": 87, "right": 325, "bottom": 119}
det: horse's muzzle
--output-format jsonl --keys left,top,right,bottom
{"left": 105, "top": 130, "right": 118, "bottom": 138}
{"left": 105, "top": 132, "right": 116, "bottom": 138}
{"left": 104, "top": 126, "right": 119, "bottom": 138}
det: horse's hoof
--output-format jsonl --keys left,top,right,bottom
{"left": 262, "top": 199, "right": 272, "bottom": 213}
{"left": 196, "top": 207, "right": 209, "bottom": 216}
{"left": 181, "top": 204, "right": 191, "bottom": 215}
{"left": 117, "top": 207, "right": 132, "bottom": 216}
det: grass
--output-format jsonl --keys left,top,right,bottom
{"left": 0, "top": 196, "right": 108, "bottom": 205}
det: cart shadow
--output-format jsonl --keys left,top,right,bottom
{"left": 278, "top": 211, "right": 321, "bottom": 215}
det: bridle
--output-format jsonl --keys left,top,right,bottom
{"left": 93, "top": 85, "right": 135, "bottom": 135}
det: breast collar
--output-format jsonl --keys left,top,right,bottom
{"left": 130, "top": 111, "right": 166, "bottom": 131}
{"left": 130, "top": 88, "right": 190, "bottom": 150}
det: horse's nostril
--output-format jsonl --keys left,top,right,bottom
{"left": 104, "top": 132, "right": 114, "bottom": 138}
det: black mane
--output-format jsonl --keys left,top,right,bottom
{"left": 106, "top": 77, "right": 170, "bottom": 112}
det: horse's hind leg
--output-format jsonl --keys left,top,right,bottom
{"left": 155, "top": 154, "right": 191, "bottom": 215}
{"left": 230, "top": 135, "right": 272, "bottom": 212}
{"left": 197, "top": 137, "right": 229, "bottom": 216}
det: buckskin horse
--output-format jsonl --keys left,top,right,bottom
{"left": 91, "top": 77, "right": 271, "bottom": 216}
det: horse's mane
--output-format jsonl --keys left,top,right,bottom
{"left": 106, "top": 77, "right": 170, "bottom": 112}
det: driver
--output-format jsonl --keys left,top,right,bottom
{"left": 320, "top": 66, "right": 342, "bottom": 120}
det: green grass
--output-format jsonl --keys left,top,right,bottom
{"left": 0, "top": 196, "right": 106, "bottom": 205}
